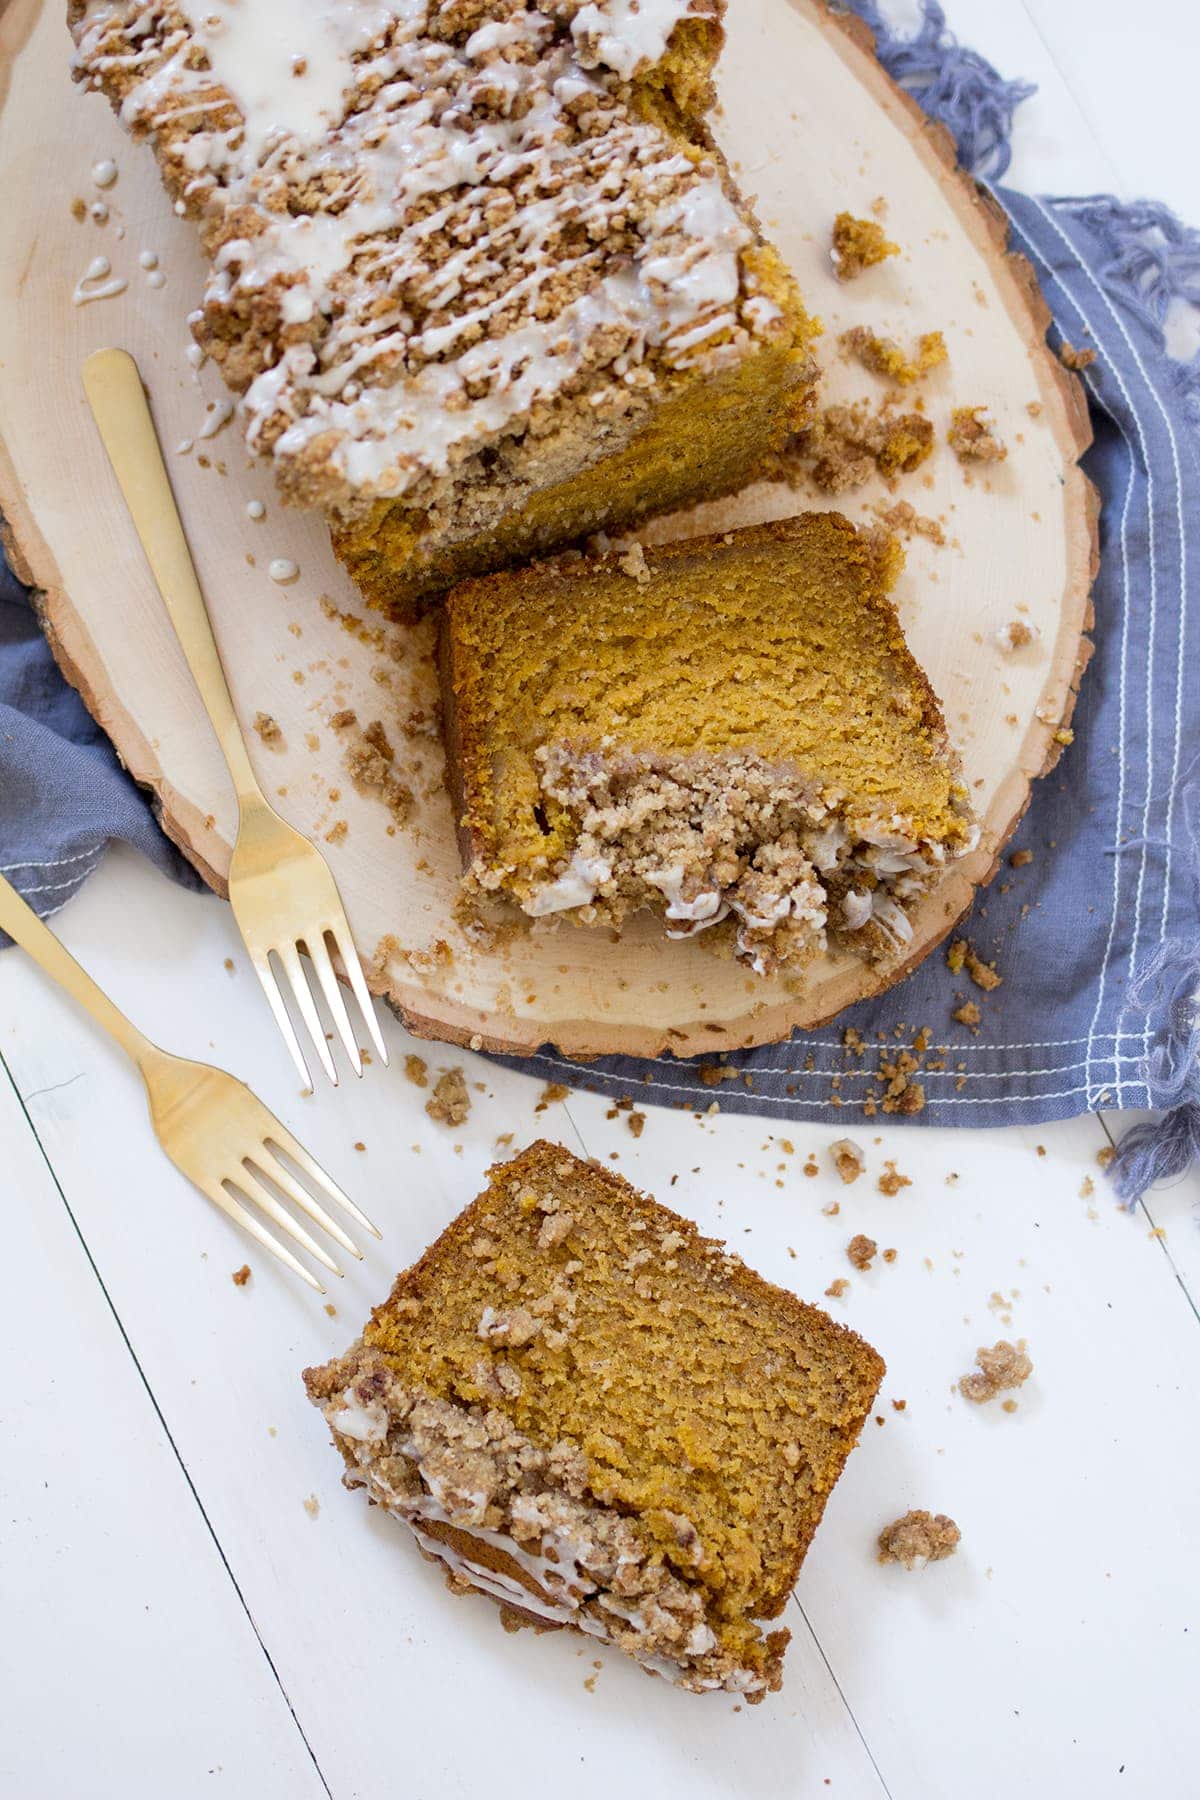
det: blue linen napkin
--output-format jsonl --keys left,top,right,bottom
{"left": 2, "top": 3, "right": 1197, "bottom": 1197}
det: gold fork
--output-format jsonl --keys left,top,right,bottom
{"left": 0, "top": 873, "right": 379, "bottom": 1290}
{"left": 82, "top": 346, "right": 389, "bottom": 1090}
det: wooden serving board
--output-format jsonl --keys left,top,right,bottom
{"left": 0, "top": 0, "right": 1095, "bottom": 1059}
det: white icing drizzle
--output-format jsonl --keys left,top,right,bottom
{"left": 246, "top": 499, "right": 266, "bottom": 520}
{"left": 71, "top": 0, "right": 775, "bottom": 511}
{"left": 91, "top": 157, "right": 118, "bottom": 187}
{"left": 197, "top": 397, "right": 235, "bottom": 439}
{"left": 268, "top": 557, "right": 299, "bottom": 583}
{"left": 72, "top": 255, "right": 128, "bottom": 307}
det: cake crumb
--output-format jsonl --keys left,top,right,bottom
{"left": 330, "top": 707, "right": 357, "bottom": 730}
{"left": 847, "top": 1234, "right": 877, "bottom": 1270}
{"left": 959, "top": 1338, "right": 1033, "bottom": 1404}
{"left": 803, "top": 1157, "right": 819, "bottom": 1178}
{"left": 324, "top": 819, "right": 348, "bottom": 845}
{"left": 877, "top": 1160, "right": 911, "bottom": 1197}
{"left": 617, "top": 541, "right": 651, "bottom": 586}
{"left": 1079, "top": 1175, "right": 1095, "bottom": 1198}
{"left": 324, "top": 1302, "right": 337, "bottom": 1317}
{"left": 824, "top": 1277, "right": 850, "bottom": 1299}
{"left": 949, "top": 940, "right": 1002, "bottom": 991}
{"left": 223, "top": 957, "right": 234, "bottom": 972}
{"left": 882, "top": 1247, "right": 897, "bottom": 1264}
{"left": 870, "top": 499, "right": 946, "bottom": 546}
{"left": 536, "top": 1082, "right": 570, "bottom": 1111}
{"left": 877, "top": 1509, "right": 960, "bottom": 1569}
{"left": 953, "top": 1000, "right": 982, "bottom": 1029}
{"left": 801, "top": 399, "right": 934, "bottom": 492}
{"left": 231, "top": 1264, "right": 251, "bottom": 1287}
{"left": 1010, "top": 848, "right": 1034, "bottom": 867}
{"left": 404, "top": 1054, "right": 429, "bottom": 1089}
{"left": 831, "top": 211, "right": 899, "bottom": 280}
{"left": 830, "top": 1137, "right": 866, "bottom": 1184}
{"left": 1059, "top": 341, "right": 1097, "bottom": 370}
{"left": 949, "top": 406, "right": 1007, "bottom": 463}
{"left": 303, "top": 1494, "right": 320, "bottom": 1519}
{"left": 993, "top": 619, "right": 1039, "bottom": 653}
{"left": 343, "top": 718, "right": 413, "bottom": 827}
{"left": 1097, "top": 1144, "right": 1116, "bottom": 1171}
{"left": 252, "top": 711, "right": 284, "bottom": 750}
{"left": 426, "top": 1066, "right": 471, "bottom": 1127}
{"left": 841, "top": 326, "right": 947, "bottom": 386}
{"left": 627, "top": 1111, "right": 646, "bottom": 1139}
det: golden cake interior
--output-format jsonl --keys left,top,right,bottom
{"left": 305, "top": 1142, "right": 884, "bottom": 1699}
{"left": 442, "top": 513, "right": 975, "bottom": 972}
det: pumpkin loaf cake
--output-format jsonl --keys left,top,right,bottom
{"left": 440, "top": 513, "right": 977, "bottom": 974}
{"left": 304, "top": 1141, "right": 885, "bottom": 1699}
{"left": 70, "top": 0, "right": 818, "bottom": 619}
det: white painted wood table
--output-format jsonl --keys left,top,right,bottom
{"left": 2, "top": 4, "right": 1198, "bottom": 1796}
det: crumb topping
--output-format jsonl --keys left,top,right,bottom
{"left": 840, "top": 327, "right": 947, "bottom": 386}
{"left": 949, "top": 406, "right": 1007, "bottom": 463}
{"left": 959, "top": 1338, "right": 1032, "bottom": 1404}
{"left": 877, "top": 1508, "right": 960, "bottom": 1568}
{"left": 830, "top": 212, "right": 899, "bottom": 280}
{"left": 71, "top": 0, "right": 790, "bottom": 517}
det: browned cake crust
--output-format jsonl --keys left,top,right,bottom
{"left": 305, "top": 1141, "right": 884, "bottom": 1699}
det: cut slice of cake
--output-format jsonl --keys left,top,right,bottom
{"left": 70, "top": 0, "right": 818, "bottom": 619}
{"left": 304, "top": 1141, "right": 884, "bottom": 1699}
{"left": 440, "top": 513, "right": 977, "bottom": 973}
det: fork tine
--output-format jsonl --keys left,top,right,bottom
{"left": 248, "top": 1151, "right": 362, "bottom": 1260}
{"left": 248, "top": 947, "right": 314, "bottom": 1091}
{"left": 232, "top": 1165, "right": 343, "bottom": 1278}
{"left": 332, "top": 923, "right": 390, "bottom": 1068}
{"left": 276, "top": 943, "right": 339, "bottom": 1086}
{"left": 306, "top": 932, "right": 363, "bottom": 1079}
{"left": 200, "top": 1176, "right": 325, "bottom": 1293}
{"left": 265, "top": 1127, "right": 382, "bottom": 1239}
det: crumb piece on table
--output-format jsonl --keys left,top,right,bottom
{"left": 824, "top": 1277, "right": 850, "bottom": 1299}
{"left": 831, "top": 211, "right": 899, "bottom": 280}
{"left": 878, "top": 1160, "right": 911, "bottom": 1197}
{"left": 303, "top": 1494, "right": 320, "bottom": 1519}
{"left": 1059, "top": 341, "right": 1097, "bottom": 370}
{"left": 404, "top": 1054, "right": 429, "bottom": 1089}
{"left": 1097, "top": 1144, "right": 1116, "bottom": 1171}
{"left": 953, "top": 1000, "right": 982, "bottom": 1029}
{"left": 847, "top": 1234, "right": 877, "bottom": 1271}
{"left": 959, "top": 1338, "right": 1033, "bottom": 1404}
{"left": 830, "top": 1137, "right": 866, "bottom": 1184}
{"left": 1010, "top": 849, "right": 1034, "bottom": 868}
{"left": 993, "top": 619, "right": 1039, "bottom": 653}
{"left": 536, "top": 1081, "right": 570, "bottom": 1111}
{"left": 426, "top": 1066, "right": 471, "bottom": 1127}
{"left": 877, "top": 1509, "right": 961, "bottom": 1569}
{"left": 231, "top": 1264, "right": 251, "bottom": 1287}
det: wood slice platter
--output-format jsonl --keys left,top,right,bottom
{"left": 0, "top": 0, "right": 1095, "bottom": 1059}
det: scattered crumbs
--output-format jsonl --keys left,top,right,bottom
{"left": 353, "top": 1141, "right": 366, "bottom": 1153}
{"left": 842, "top": 1027, "right": 866, "bottom": 1057}
{"left": 878, "top": 1160, "right": 911, "bottom": 1197}
{"left": 994, "top": 619, "right": 1040, "bottom": 653}
{"left": 891, "top": 1397, "right": 907, "bottom": 1412}
{"left": 882, "top": 1247, "right": 897, "bottom": 1264}
{"left": 223, "top": 957, "right": 234, "bottom": 973}
{"left": 821, "top": 1200, "right": 841, "bottom": 1217}
{"left": 945, "top": 1171, "right": 959, "bottom": 1186}
{"left": 953, "top": 1000, "right": 981, "bottom": 1031}
{"left": 847, "top": 1234, "right": 877, "bottom": 1271}
{"left": 71, "top": 196, "right": 87, "bottom": 221}
{"left": 870, "top": 498, "right": 946, "bottom": 546}
{"left": 343, "top": 718, "right": 414, "bottom": 828}
{"left": 324, "top": 1302, "right": 337, "bottom": 1317}
{"left": 495, "top": 1132, "right": 515, "bottom": 1148}
{"left": 627, "top": 1111, "right": 646, "bottom": 1139}
{"left": 877, "top": 1510, "right": 961, "bottom": 1569}
{"left": 1001, "top": 1399, "right": 1019, "bottom": 1414}
{"left": 1059, "top": 341, "right": 1097, "bottom": 370}
{"left": 824, "top": 1278, "right": 850, "bottom": 1299}
{"left": 798, "top": 398, "right": 934, "bottom": 493}
{"left": 830, "top": 210, "right": 899, "bottom": 280}
{"left": 948, "top": 405, "right": 1007, "bottom": 463}
{"left": 426, "top": 1065, "right": 471, "bottom": 1127}
{"left": 1010, "top": 848, "right": 1034, "bottom": 868}
{"left": 830, "top": 1137, "right": 866, "bottom": 1183}
{"left": 404, "top": 1053, "right": 429, "bottom": 1089}
{"left": 1026, "top": 399, "right": 1044, "bottom": 418}
{"left": 697, "top": 1060, "right": 740, "bottom": 1086}
{"left": 948, "top": 940, "right": 1003, "bottom": 991}
{"left": 840, "top": 325, "right": 947, "bottom": 386}
{"left": 252, "top": 711, "right": 284, "bottom": 750}
{"left": 231, "top": 1264, "right": 251, "bottom": 1287}
{"left": 1079, "top": 1175, "right": 1095, "bottom": 1199}
{"left": 1035, "top": 1144, "right": 1046, "bottom": 1158}
{"left": 536, "top": 1081, "right": 570, "bottom": 1112}
{"left": 802, "top": 1157, "right": 819, "bottom": 1178}
{"left": 1097, "top": 1144, "right": 1117, "bottom": 1171}
{"left": 324, "top": 819, "right": 348, "bottom": 845}
{"left": 1053, "top": 726, "right": 1075, "bottom": 747}
{"left": 959, "top": 1339, "right": 1033, "bottom": 1404}
{"left": 330, "top": 707, "right": 358, "bottom": 730}
{"left": 303, "top": 1494, "right": 320, "bottom": 1519}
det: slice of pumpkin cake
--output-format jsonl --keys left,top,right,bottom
{"left": 70, "top": 0, "right": 818, "bottom": 619}
{"left": 304, "top": 1141, "right": 884, "bottom": 1699}
{"left": 440, "top": 513, "right": 977, "bottom": 974}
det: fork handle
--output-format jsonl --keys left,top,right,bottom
{"left": 82, "top": 347, "right": 264, "bottom": 809}
{"left": 0, "top": 873, "right": 154, "bottom": 1066}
